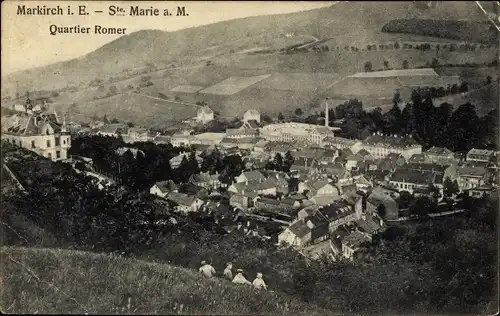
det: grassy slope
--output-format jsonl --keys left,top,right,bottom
{"left": 0, "top": 247, "right": 331, "bottom": 315}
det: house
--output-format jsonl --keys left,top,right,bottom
{"left": 300, "top": 179, "right": 341, "bottom": 200}
{"left": 278, "top": 219, "right": 311, "bottom": 247}
{"left": 243, "top": 109, "right": 261, "bottom": 124}
{"left": 345, "top": 154, "right": 363, "bottom": 170}
{"left": 389, "top": 168, "right": 441, "bottom": 194}
{"left": 123, "top": 127, "right": 149, "bottom": 143}
{"left": 230, "top": 193, "right": 251, "bottom": 211}
{"left": 456, "top": 165, "right": 489, "bottom": 190}
{"left": 465, "top": 185, "right": 496, "bottom": 199}
{"left": 342, "top": 230, "right": 371, "bottom": 260}
{"left": 166, "top": 192, "right": 204, "bottom": 214}
{"left": 253, "top": 139, "right": 269, "bottom": 153}
{"left": 189, "top": 172, "right": 222, "bottom": 190}
{"left": 355, "top": 213, "right": 384, "bottom": 238}
{"left": 466, "top": 148, "right": 495, "bottom": 163}
{"left": 321, "top": 136, "right": 361, "bottom": 152}
{"left": 353, "top": 174, "right": 372, "bottom": 191}
{"left": 306, "top": 213, "right": 330, "bottom": 244}
{"left": 149, "top": 180, "right": 178, "bottom": 198}
{"left": 356, "top": 149, "right": 373, "bottom": 161}
{"left": 235, "top": 170, "right": 266, "bottom": 184}
{"left": 226, "top": 128, "right": 258, "bottom": 139}
{"left": 2, "top": 108, "right": 71, "bottom": 161}
{"left": 263, "top": 170, "right": 290, "bottom": 195}
{"left": 425, "top": 146, "right": 455, "bottom": 164}
{"left": 96, "top": 123, "right": 128, "bottom": 137}
{"left": 196, "top": 106, "right": 214, "bottom": 123}
{"left": 360, "top": 133, "right": 422, "bottom": 161}
{"left": 317, "top": 201, "right": 359, "bottom": 233}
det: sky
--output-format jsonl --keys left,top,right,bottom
{"left": 1, "top": 1, "right": 332, "bottom": 75}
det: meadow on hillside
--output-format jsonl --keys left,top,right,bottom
{"left": 0, "top": 247, "right": 331, "bottom": 315}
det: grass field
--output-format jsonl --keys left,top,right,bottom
{"left": 0, "top": 247, "right": 332, "bottom": 315}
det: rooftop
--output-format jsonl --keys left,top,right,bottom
{"left": 342, "top": 231, "right": 371, "bottom": 249}
{"left": 287, "top": 219, "right": 311, "bottom": 238}
{"left": 363, "top": 134, "right": 420, "bottom": 148}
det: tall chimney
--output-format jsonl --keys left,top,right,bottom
{"left": 325, "top": 98, "right": 329, "bottom": 128}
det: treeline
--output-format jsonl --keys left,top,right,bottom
{"left": 382, "top": 19, "right": 498, "bottom": 44}
{"left": 2, "top": 161, "right": 497, "bottom": 315}
{"left": 327, "top": 93, "right": 498, "bottom": 152}
{"left": 69, "top": 135, "right": 246, "bottom": 190}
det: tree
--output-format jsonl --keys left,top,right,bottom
{"left": 431, "top": 58, "right": 440, "bottom": 68}
{"left": 383, "top": 61, "right": 390, "bottom": 70}
{"left": 278, "top": 112, "right": 285, "bottom": 122}
{"left": 364, "top": 61, "right": 373, "bottom": 72}
{"left": 109, "top": 86, "right": 118, "bottom": 95}
{"left": 283, "top": 151, "right": 294, "bottom": 172}
{"left": 402, "top": 60, "right": 409, "bottom": 69}
{"left": 486, "top": 76, "right": 492, "bottom": 85}
{"left": 294, "top": 108, "right": 304, "bottom": 116}
{"left": 443, "top": 177, "right": 459, "bottom": 197}
{"left": 458, "top": 82, "right": 469, "bottom": 93}
{"left": 394, "top": 42, "right": 400, "bottom": 49}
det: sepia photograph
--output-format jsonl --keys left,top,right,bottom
{"left": 0, "top": 1, "right": 499, "bottom": 315}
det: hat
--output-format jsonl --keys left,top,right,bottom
{"left": 257, "top": 272, "right": 263, "bottom": 278}
{"left": 201, "top": 261, "right": 206, "bottom": 265}
{"left": 237, "top": 269, "right": 243, "bottom": 272}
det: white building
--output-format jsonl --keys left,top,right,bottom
{"left": 360, "top": 133, "right": 422, "bottom": 161}
{"left": 2, "top": 111, "right": 71, "bottom": 161}
{"left": 260, "top": 123, "right": 335, "bottom": 145}
{"left": 196, "top": 106, "right": 214, "bottom": 123}
{"left": 243, "top": 109, "right": 261, "bottom": 124}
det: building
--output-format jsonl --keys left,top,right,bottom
{"left": 123, "top": 127, "right": 149, "bottom": 143}
{"left": 96, "top": 123, "right": 128, "bottom": 137}
{"left": 235, "top": 170, "right": 266, "bottom": 184}
{"left": 317, "top": 200, "right": 359, "bottom": 233}
{"left": 2, "top": 110, "right": 71, "bottom": 162}
{"left": 466, "top": 148, "right": 495, "bottom": 163}
{"left": 278, "top": 219, "right": 311, "bottom": 247}
{"left": 388, "top": 168, "right": 442, "bottom": 194}
{"left": 321, "top": 136, "right": 362, "bottom": 152}
{"left": 150, "top": 180, "right": 178, "bottom": 198}
{"left": 456, "top": 165, "right": 489, "bottom": 190}
{"left": 424, "top": 146, "right": 455, "bottom": 165}
{"left": 243, "top": 109, "right": 261, "bottom": 124}
{"left": 166, "top": 192, "right": 204, "bottom": 214}
{"left": 196, "top": 106, "right": 214, "bottom": 123}
{"left": 260, "top": 123, "right": 335, "bottom": 145}
{"left": 342, "top": 230, "right": 371, "bottom": 260}
{"left": 226, "top": 128, "right": 258, "bottom": 139}
{"left": 360, "top": 133, "right": 422, "bottom": 161}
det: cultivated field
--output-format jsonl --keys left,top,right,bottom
{"left": 0, "top": 247, "right": 330, "bottom": 315}
{"left": 169, "top": 85, "right": 205, "bottom": 93}
{"left": 199, "top": 74, "right": 272, "bottom": 95}
{"left": 255, "top": 72, "right": 342, "bottom": 91}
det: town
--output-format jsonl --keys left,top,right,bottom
{"left": 2, "top": 89, "right": 497, "bottom": 262}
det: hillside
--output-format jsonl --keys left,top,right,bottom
{"left": 0, "top": 247, "right": 332, "bottom": 315}
{"left": 2, "top": 1, "right": 491, "bottom": 93}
